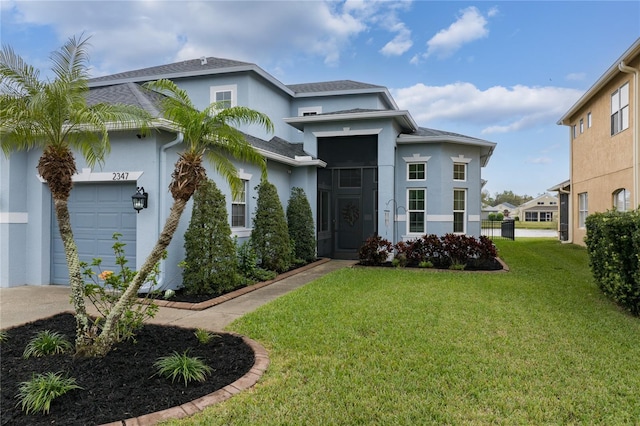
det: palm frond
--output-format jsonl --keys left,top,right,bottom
{"left": 50, "top": 34, "right": 91, "bottom": 83}
{"left": 213, "top": 106, "right": 274, "bottom": 134}
{"left": 143, "top": 79, "right": 195, "bottom": 110}
{"left": 0, "top": 44, "right": 42, "bottom": 96}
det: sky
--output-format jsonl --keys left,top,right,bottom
{"left": 1, "top": 0, "right": 639, "bottom": 198}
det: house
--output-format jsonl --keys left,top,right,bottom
{"left": 514, "top": 194, "right": 558, "bottom": 222}
{"left": 0, "top": 56, "right": 496, "bottom": 288}
{"left": 493, "top": 202, "right": 517, "bottom": 219}
{"left": 556, "top": 37, "right": 640, "bottom": 245}
{"left": 547, "top": 180, "right": 570, "bottom": 241}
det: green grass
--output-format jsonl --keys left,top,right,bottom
{"left": 514, "top": 220, "right": 557, "bottom": 230}
{"left": 165, "top": 239, "right": 640, "bottom": 425}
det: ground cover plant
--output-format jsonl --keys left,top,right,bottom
{"left": 165, "top": 239, "right": 640, "bottom": 425}
{"left": 0, "top": 314, "right": 254, "bottom": 425}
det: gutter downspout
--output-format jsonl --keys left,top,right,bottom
{"left": 140, "top": 132, "right": 184, "bottom": 292}
{"left": 619, "top": 61, "right": 639, "bottom": 209}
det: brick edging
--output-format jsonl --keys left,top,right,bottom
{"left": 143, "top": 258, "right": 332, "bottom": 311}
{"left": 99, "top": 335, "right": 269, "bottom": 426}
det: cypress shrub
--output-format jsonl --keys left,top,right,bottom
{"left": 286, "top": 187, "right": 317, "bottom": 264}
{"left": 182, "top": 179, "right": 239, "bottom": 295}
{"left": 585, "top": 209, "right": 640, "bottom": 316}
{"left": 251, "top": 180, "right": 293, "bottom": 273}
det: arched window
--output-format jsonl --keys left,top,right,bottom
{"left": 613, "top": 188, "right": 630, "bottom": 211}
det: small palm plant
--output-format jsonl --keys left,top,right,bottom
{"left": 194, "top": 328, "right": 219, "bottom": 344}
{"left": 17, "top": 372, "right": 82, "bottom": 414}
{"left": 154, "top": 350, "right": 212, "bottom": 387}
{"left": 23, "top": 330, "right": 73, "bottom": 358}
{"left": 0, "top": 330, "right": 8, "bottom": 343}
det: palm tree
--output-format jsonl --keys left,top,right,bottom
{"left": 0, "top": 35, "right": 152, "bottom": 348}
{"left": 93, "top": 78, "right": 273, "bottom": 356}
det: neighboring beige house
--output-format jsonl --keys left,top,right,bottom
{"left": 557, "top": 38, "right": 640, "bottom": 246}
{"left": 515, "top": 194, "right": 558, "bottom": 222}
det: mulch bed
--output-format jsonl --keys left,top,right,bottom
{"left": 1, "top": 313, "right": 255, "bottom": 425}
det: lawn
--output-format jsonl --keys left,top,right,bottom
{"left": 165, "top": 239, "right": 640, "bottom": 425}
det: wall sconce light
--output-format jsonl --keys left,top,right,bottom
{"left": 131, "top": 187, "right": 148, "bottom": 213}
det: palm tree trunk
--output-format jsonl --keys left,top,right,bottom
{"left": 52, "top": 197, "right": 92, "bottom": 347}
{"left": 86, "top": 198, "right": 188, "bottom": 357}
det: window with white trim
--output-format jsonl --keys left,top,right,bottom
{"left": 407, "top": 162, "right": 426, "bottom": 181}
{"left": 298, "top": 106, "right": 322, "bottom": 116}
{"left": 453, "top": 163, "right": 466, "bottom": 181}
{"left": 611, "top": 82, "right": 629, "bottom": 135}
{"left": 578, "top": 192, "right": 588, "bottom": 228}
{"left": 613, "top": 188, "right": 630, "bottom": 212}
{"left": 453, "top": 189, "right": 466, "bottom": 233}
{"left": 210, "top": 85, "right": 237, "bottom": 109}
{"left": 231, "top": 180, "right": 248, "bottom": 227}
{"left": 579, "top": 118, "right": 584, "bottom": 134}
{"left": 587, "top": 112, "right": 592, "bottom": 128}
{"left": 407, "top": 189, "right": 426, "bottom": 234}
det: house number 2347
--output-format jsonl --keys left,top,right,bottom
{"left": 112, "top": 172, "right": 129, "bottom": 181}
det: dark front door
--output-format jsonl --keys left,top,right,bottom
{"left": 559, "top": 193, "right": 569, "bottom": 241}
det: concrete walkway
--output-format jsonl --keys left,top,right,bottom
{"left": 0, "top": 259, "right": 355, "bottom": 331}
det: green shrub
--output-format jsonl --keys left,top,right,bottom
{"left": 251, "top": 180, "right": 293, "bottom": 273}
{"left": 194, "top": 328, "right": 219, "bottom": 344}
{"left": 81, "top": 233, "right": 160, "bottom": 343}
{"left": 182, "top": 179, "right": 240, "bottom": 295}
{"left": 23, "top": 330, "right": 73, "bottom": 358}
{"left": 286, "top": 187, "right": 317, "bottom": 264}
{"left": 154, "top": 350, "right": 213, "bottom": 386}
{"left": 585, "top": 209, "right": 640, "bottom": 315}
{"left": 236, "top": 237, "right": 277, "bottom": 283}
{"left": 17, "top": 372, "right": 82, "bottom": 414}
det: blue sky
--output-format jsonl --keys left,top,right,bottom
{"left": 2, "top": 0, "right": 639, "bottom": 198}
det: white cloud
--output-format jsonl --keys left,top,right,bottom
{"left": 380, "top": 23, "right": 413, "bottom": 56}
{"left": 526, "top": 157, "right": 553, "bottom": 164}
{"left": 565, "top": 72, "right": 586, "bottom": 81}
{"left": 424, "top": 6, "right": 493, "bottom": 59}
{"left": 391, "top": 82, "right": 583, "bottom": 134}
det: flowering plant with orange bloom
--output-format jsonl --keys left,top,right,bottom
{"left": 80, "top": 233, "right": 159, "bottom": 342}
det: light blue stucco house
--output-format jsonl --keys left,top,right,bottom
{"left": 0, "top": 57, "right": 496, "bottom": 288}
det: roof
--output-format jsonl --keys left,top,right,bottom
{"left": 87, "top": 82, "right": 163, "bottom": 116}
{"left": 558, "top": 37, "right": 640, "bottom": 125}
{"left": 287, "top": 80, "right": 385, "bottom": 94}
{"left": 547, "top": 179, "right": 570, "bottom": 192}
{"left": 398, "top": 127, "right": 497, "bottom": 167}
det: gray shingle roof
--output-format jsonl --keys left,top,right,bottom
{"left": 287, "top": 80, "right": 385, "bottom": 94}
{"left": 87, "top": 82, "right": 163, "bottom": 116}
{"left": 411, "top": 127, "right": 488, "bottom": 142}
{"left": 242, "top": 133, "right": 310, "bottom": 159}
{"left": 89, "top": 57, "right": 253, "bottom": 84}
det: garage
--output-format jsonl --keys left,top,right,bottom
{"left": 51, "top": 183, "right": 137, "bottom": 285}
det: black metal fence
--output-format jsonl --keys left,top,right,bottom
{"left": 481, "top": 220, "right": 515, "bottom": 240}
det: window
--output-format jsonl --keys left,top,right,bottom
{"left": 613, "top": 188, "right": 630, "bottom": 212}
{"left": 587, "top": 112, "right": 592, "bottom": 128}
{"left": 540, "top": 212, "right": 553, "bottom": 222}
{"left": 573, "top": 125, "right": 577, "bottom": 139}
{"left": 318, "top": 190, "right": 330, "bottom": 232}
{"left": 339, "top": 169, "right": 361, "bottom": 188}
{"left": 407, "top": 189, "right": 426, "bottom": 234}
{"left": 298, "top": 106, "right": 322, "bottom": 116}
{"left": 611, "top": 82, "right": 629, "bottom": 135}
{"left": 453, "top": 163, "right": 466, "bottom": 181}
{"left": 580, "top": 118, "right": 584, "bottom": 134}
{"left": 210, "top": 85, "right": 237, "bottom": 109}
{"left": 525, "top": 211, "right": 538, "bottom": 222}
{"left": 453, "top": 189, "right": 466, "bottom": 233}
{"left": 578, "top": 192, "right": 588, "bottom": 228}
{"left": 407, "top": 163, "right": 426, "bottom": 181}
{"left": 231, "top": 180, "right": 248, "bottom": 227}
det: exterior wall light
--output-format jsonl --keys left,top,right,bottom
{"left": 132, "top": 187, "right": 148, "bottom": 213}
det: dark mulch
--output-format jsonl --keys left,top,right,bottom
{"left": 1, "top": 313, "right": 255, "bottom": 426}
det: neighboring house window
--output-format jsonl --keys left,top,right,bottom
{"left": 453, "top": 189, "right": 466, "bottom": 234}
{"left": 453, "top": 163, "right": 466, "bottom": 181}
{"left": 611, "top": 82, "right": 629, "bottom": 135}
{"left": 579, "top": 118, "right": 584, "bottom": 134}
{"left": 578, "top": 192, "right": 588, "bottom": 228}
{"left": 231, "top": 180, "right": 248, "bottom": 227}
{"left": 613, "top": 188, "right": 630, "bottom": 212}
{"left": 525, "top": 211, "right": 537, "bottom": 222}
{"left": 540, "top": 212, "right": 552, "bottom": 222}
{"left": 318, "top": 190, "right": 330, "bottom": 233}
{"left": 587, "top": 112, "right": 592, "bottom": 128}
{"left": 210, "top": 85, "right": 237, "bottom": 109}
{"left": 407, "top": 189, "right": 426, "bottom": 234}
{"left": 407, "top": 163, "right": 426, "bottom": 181}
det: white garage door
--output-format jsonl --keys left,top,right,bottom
{"left": 51, "top": 183, "right": 137, "bottom": 285}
